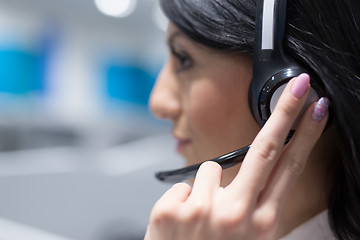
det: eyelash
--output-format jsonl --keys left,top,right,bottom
{"left": 171, "top": 48, "right": 192, "bottom": 71}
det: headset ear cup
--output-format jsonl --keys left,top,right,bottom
{"left": 254, "top": 68, "right": 307, "bottom": 127}
{"left": 267, "top": 74, "right": 320, "bottom": 130}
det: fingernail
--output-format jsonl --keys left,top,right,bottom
{"left": 290, "top": 73, "right": 310, "bottom": 99}
{"left": 312, "top": 97, "right": 330, "bottom": 122}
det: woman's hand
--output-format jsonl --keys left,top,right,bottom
{"left": 144, "top": 74, "right": 329, "bottom": 240}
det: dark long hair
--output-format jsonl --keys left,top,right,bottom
{"left": 160, "top": 0, "right": 360, "bottom": 239}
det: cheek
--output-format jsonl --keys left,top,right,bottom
{"left": 186, "top": 78, "right": 257, "bottom": 156}
{"left": 188, "top": 85, "right": 234, "bottom": 137}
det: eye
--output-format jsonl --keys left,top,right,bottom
{"left": 171, "top": 48, "right": 192, "bottom": 71}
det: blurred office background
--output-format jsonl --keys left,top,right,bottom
{"left": 0, "top": 0, "right": 183, "bottom": 239}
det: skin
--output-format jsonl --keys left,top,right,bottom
{"left": 146, "top": 23, "right": 333, "bottom": 239}
{"left": 150, "top": 24, "right": 259, "bottom": 185}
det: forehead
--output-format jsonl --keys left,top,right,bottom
{"left": 166, "top": 23, "right": 190, "bottom": 44}
{"left": 165, "top": 22, "right": 252, "bottom": 63}
{"left": 166, "top": 23, "right": 214, "bottom": 53}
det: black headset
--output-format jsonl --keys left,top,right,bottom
{"left": 249, "top": 0, "right": 320, "bottom": 127}
{"left": 155, "top": 0, "right": 321, "bottom": 183}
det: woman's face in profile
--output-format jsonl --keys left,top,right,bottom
{"left": 150, "top": 23, "right": 260, "bottom": 169}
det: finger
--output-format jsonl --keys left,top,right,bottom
{"left": 175, "top": 162, "right": 222, "bottom": 240}
{"left": 148, "top": 183, "right": 192, "bottom": 240}
{"left": 258, "top": 98, "right": 329, "bottom": 208}
{"left": 152, "top": 182, "right": 192, "bottom": 216}
{"left": 228, "top": 74, "right": 311, "bottom": 202}
{"left": 187, "top": 161, "right": 222, "bottom": 202}
{"left": 159, "top": 182, "right": 192, "bottom": 204}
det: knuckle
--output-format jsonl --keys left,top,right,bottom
{"left": 150, "top": 210, "right": 173, "bottom": 226}
{"left": 278, "top": 98, "right": 298, "bottom": 117}
{"left": 256, "top": 140, "right": 279, "bottom": 164}
{"left": 180, "top": 200, "right": 211, "bottom": 223}
{"left": 151, "top": 202, "right": 178, "bottom": 225}
{"left": 218, "top": 215, "right": 243, "bottom": 231}
{"left": 303, "top": 124, "right": 322, "bottom": 144}
{"left": 214, "top": 204, "right": 248, "bottom": 231}
{"left": 286, "top": 153, "right": 306, "bottom": 175}
{"left": 254, "top": 207, "right": 278, "bottom": 236}
{"left": 260, "top": 209, "right": 277, "bottom": 231}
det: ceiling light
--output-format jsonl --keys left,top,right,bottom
{"left": 94, "top": 0, "right": 137, "bottom": 18}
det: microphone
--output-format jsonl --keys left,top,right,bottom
{"left": 155, "top": 131, "right": 294, "bottom": 183}
{"left": 155, "top": 145, "right": 250, "bottom": 183}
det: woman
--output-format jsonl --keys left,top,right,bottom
{"left": 145, "top": 0, "right": 360, "bottom": 239}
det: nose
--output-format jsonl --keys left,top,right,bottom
{"left": 150, "top": 64, "right": 181, "bottom": 120}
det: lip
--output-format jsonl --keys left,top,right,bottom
{"left": 174, "top": 135, "right": 192, "bottom": 153}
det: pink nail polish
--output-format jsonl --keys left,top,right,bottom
{"left": 290, "top": 73, "right": 310, "bottom": 99}
{"left": 312, "top": 97, "right": 330, "bottom": 122}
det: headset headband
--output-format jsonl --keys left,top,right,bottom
{"left": 249, "top": 0, "right": 310, "bottom": 126}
